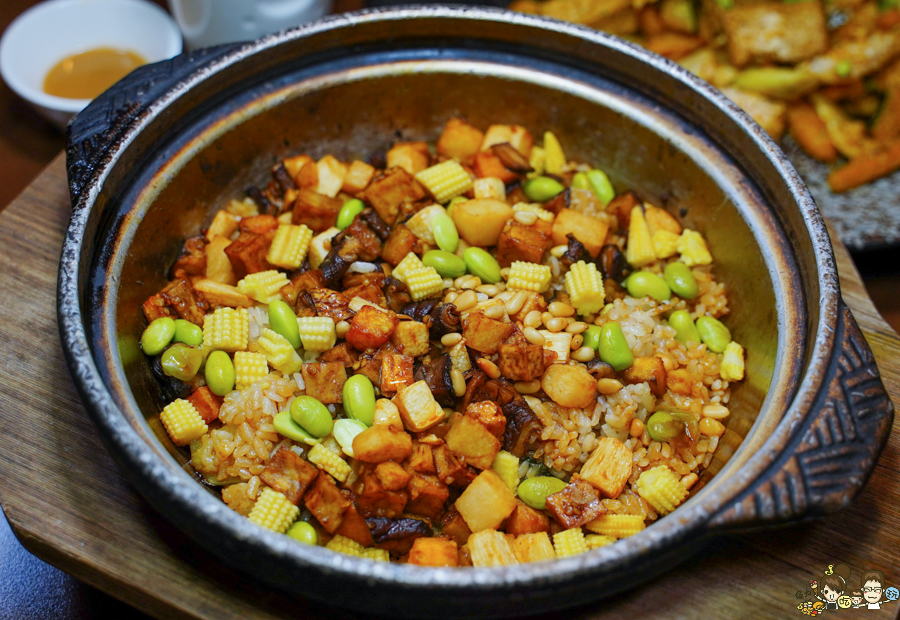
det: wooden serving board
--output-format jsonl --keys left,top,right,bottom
{"left": 1, "top": 154, "right": 898, "bottom": 620}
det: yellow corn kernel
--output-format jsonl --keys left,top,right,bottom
{"left": 448, "top": 341, "right": 472, "bottom": 373}
{"left": 234, "top": 351, "right": 269, "bottom": 390}
{"left": 248, "top": 488, "right": 300, "bottom": 533}
{"left": 392, "top": 251, "right": 424, "bottom": 286}
{"left": 325, "top": 534, "right": 365, "bottom": 557}
{"left": 159, "top": 399, "right": 208, "bottom": 446}
{"left": 473, "top": 177, "right": 506, "bottom": 200}
{"left": 677, "top": 229, "right": 713, "bottom": 266}
{"left": 512, "top": 202, "right": 554, "bottom": 222}
{"left": 552, "top": 527, "right": 588, "bottom": 558}
{"left": 309, "top": 227, "right": 340, "bottom": 269}
{"left": 528, "top": 146, "right": 546, "bottom": 178}
{"left": 363, "top": 547, "right": 390, "bottom": 562}
{"left": 634, "top": 466, "right": 689, "bottom": 516}
{"left": 652, "top": 230, "right": 680, "bottom": 259}
{"left": 414, "top": 160, "right": 474, "bottom": 204}
{"left": 308, "top": 443, "right": 352, "bottom": 483}
{"left": 565, "top": 261, "right": 606, "bottom": 315}
{"left": 226, "top": 197, "right": 259, "bottom": 217}
{"left": 721, "top": 341, "right": 745, "bottom": 381}
{"left": 203, "top": 307, "right": 249, "bottom": 353}
{"left": 405, "top": 266, "right": 443, "bottom": 302}
{"left": 543, "top": 131, "right": 566, "bottom": 174}
{"left": 539, "top": 330, "right": 573, "bottom": 363}
{"left": 236, "top": 270, "right": 290, "bottom": 304}
{"left": 585, "top": 514, "right": 646, "bottom": 538}
{"left": 266, "top": 224, "right": 313, "bottom": 270}
{"left": 585, "top": 534, "right": 616, "bottom": 550}
{"left": 507, "top": 261, "right": 552, "bottom": 294}
{"left": 405, "top": 205, "right": 446, "bottom": 245}
{"left": 296, "top": 316, "right": 337, "bottom": 352}
{"left": 491, "top": 450, "right": 519, "bottom": 492}
{"left": 626, "top": 206, "right": 656, "bottom": 268}
{"left": 257, "top": 328, "right": 302, "bottom": 374}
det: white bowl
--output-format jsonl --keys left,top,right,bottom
{"left": 0, "top": 0, "right": 183, "bottom": 129}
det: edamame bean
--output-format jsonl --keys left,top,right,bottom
{"left": 523, "top": 176, "right": 565, "bottom": 202}
{"left": 333, "top": 418, "right": 368, "bottom": 457}
{"left": 626, "top": 271, "right": 672, "bottom": 301}
{"left": 646, "top": 411, "right": 684, "bottom": 442}
{"left": 582, "top": 325, "right": 603, "bottom": 351}
{"left": 597, "top": 322, "right": 634, "bottom": 371}
{"left": 696, "top": 316, "right": 731, "bottom": 353}
{"left": 286, "top": 521, "right": 318, "bottom": 545}
{"left": 141, "top": 317, "right": 175, "bottom": 356}
{"left": 432, "top": 212, "right": 459, "bottom": 253}
{"left": 517, "top": 476, "right": 568, "bottom": 510}
{"left": 463, "top": 247, "right": 502, "bottom": 284}
{"left": 663, "top": 262, "right": 699, "bottom": 299}
{"left": 268, "top": 300, "right": 301, "bottom": 349}
{"left": 586, "top": 169, "right": 615, "bottom": 206}
{"left": 668, "top": 310, "right": 701, "bottom": 344}
{"left": 274, "top": 411, "right": 321, "bottom": 445}
{"left": 343, "top": 375, "right": 376, "bottom": 426}
{"left": 205, "top": 350, "right": 235, "bottom": 396}
{"left": 173, "top": 319, "right": 203, "bottom": 346}
{"left": 571, "top": 172, "right": 590, "bottom": 190}
{"left": 160, "top": 344, "right": 203, "bottom": 381}
{"left": 336, "top": 198, "right": 365, "bottom": 230}
{"left": 290, "top": 395, "right": 334, "bottom": 437}
{"left": 423, "top": 250, "right": 467, "bottom": 278}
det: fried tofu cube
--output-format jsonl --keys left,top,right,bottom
{"left": 551, "top": 209, "right": 609, "bottom": 257}
{"left": 721, "top": 1, "right": 827, "bottom": 67}
{"left": 238, "top": 214, "right": 279, "bottom": 235}
{"left": 360, "top": 167, "right": 427, "bottom": 225}
{"left": 304, "top": 472, "right": 351, "bottom": 534}
{"left": 465, "top": 401, "right": 506, "bottom": 439}
{"left": 497, "top": 342, "right": 545, "bottom": 382}
{"left": 409, "top": 537, "right": 459, "bottom": 567}
{"left": 433, "top": 444, "right": 472, "bottom": 487}
{"left": 481, "top": 124, "right": 534, "bottom": 156}
{"left": 342, "top": 160, "right": 377, "bottom": 194}
{"left": 283, "top": 154, "right": 313, "bottom": 180}
{"left": 437, "top": 118, "right": 485, "bottom": 164}
{"left": 512, "top": 532, "right": 556, "bottom": 563}
{"left": 352, "top": 464, "right": 409, "bottom": 518}
{"left": 374, "top": 461, "right": 412, "bottom": 490}
{"left": 351, "top": 424, "right": 414, "bottom": 463}
{"left": 406, "top": 472, "right": 450, "bottom": 519}
{"left": 381, "top": 353, "right": 415, "bottom": 394}
{"left": 496, "top": 220, "right": 552, "bottom": 267}
{"left": 346, "top": 305, "right": 399, "bottom": 350}
{"left": 335, "top": 504, "right": 374, "bottom": 547}
{"left": 279, "top": 269, "right": 326, "bottom": 307}
{"left": 472, "top": 150, "right": 518, "bottom": 184}
{"left": 382, "top": 224, "right": 420, "bottom": 267}
{"left": 621, "top": 356, "right": 667, "bottom": 397}
{"left": 301, "top": 362, "right": 348, "bottom": 404}
{"left": 292, "top": 188, "right": 343, "bottom": 232}
{"left": 446, "top": 414, "right": 501, "bottom": 470}
{"left": 505, "top": 501, "right": 551, "bottom": 536}
{"left": 544, "top": 477, "right": 606, "bottom": 529}
{"left": 260, "top": 445, "right": 319, "bottom": 505}
{"left": 187, "top": 386, "right": 223, "bottom": 424}
{"left": 390, "top": 321, "right": 430, "bottom": 357}
{"left": 462, "top": 311, "right": 514, "bottom": 355}
{"left": 393, "top": 380, "right": 444, "bottom": 432}
{"left": 314, "top": 155, "right": 348, "bottom": 198}
{"left": 579, "top": 437, "right": 633, "bottom": 498}
{"left": 456, "top": 470, "right": 518, "bottom": 533}
{"left": 387, "top": 141, "right": 430, "bottom": 175}
{"left": 407, "top": 441, "right": 436, "bottom": 474}
{"left": 224, "top": 230, "right": 274, "bottom": 279}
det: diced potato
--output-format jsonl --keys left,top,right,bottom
{"left": 342, "top": 160, "right": 376, "bottom": 194}
{"left": 465, "top": 401, "right": 506, "bottom": 438}
{"left": 360, "top": 167, "right": 427, "bottom": 225}
{"left": 446, "top": 414, "right": 501, "bottom": 470}
{"left": 409, "top": 537, "right": 459, "bottom": 567}
{"left": 541, "top": 364, "right": 597, "bottom": 408}
{"left": 467, "top": 530, "right": 519, "bottom": 567}
{"left": 335, "top": 504, "right": 374, "bottom": 547}
{"left": 393, "top": 380, "right": 444, "bottom": 432}
{"left": 505, "top": 501, "right": 551, "bottom": 536}
{"left": 239, "top": 214, "right": 279, "bottom": 235}
{"left": 390, "top": 321, "right": 430, "bottom": 357}
{"left": 437, "top": 118, "right": 485, "bottom": 164}
{"left": 407, "top": 441, "right": 436, "bottom": 474}
{"left": 473, "top": 150, "right": 518, "bottom": 184}
{"left": 373, "top": 398, "right": 404, "bottom": 429}
{"left": 456, "top": 470, "right": 518, "bottom": 533}
{"left": 451, "top": 199, "right": 514, "bottom": 247}
{"left": 308, "top": 227, "right": 340, "bottom": 269}
{"left": 579, "top": 437, "right": 633, "bottom": 498}
{"left": 551, "top": 209, "right": 609, "bottom": 257}
{"left": 206, "top": 210, "right": 240, "bottom": 241}
{"left": 292, "top": 188, "right": 343, "bottom": 232}
{"left": 621, "top": 356, "right": 667, "bottom": 397}
{"left": 643, "top": 204, "right": 682, "bottom": 236}
{"left": 374, "top": 461, "right": 412, "bottom": 490}
{"left": 406, "top": 472, "right": 450, "bottom": 519}
{"left": 387, "top": 141, "right": 430, "bottom": 175}
{"left": 301, "top": 362, "right": 348, "bottom": 404}
{"left": 193, "top": 279, "right": 254, "bottom": 307}
{"left": 480, "top": 124, "right": 534, "bottom": 156}
{"left": 512, "top": 532, "right": 556, "bottom": 563}
{"left": 474, "top": 177, "right": 506, "bottom": 200}
{"left": 295, "top": 158, "right": 319, "bottom": 188}
{"left": 495, "top": 220, "right": 552, "bottom": 267}
{"left": 313, "top": 155, "right": 348, "bottom": 198}
{"left": 382, "top": 224, "right": 420, "bottom": 266}
{"left": 352, "top": 424, "right": 414, "bottom": 463}
{"left": 304, "top": 472, "right": 351, "bottom": 534}
{"left": 346, "top": 305, "right": 399, "bottom": 350}
{"left": 206, "top": 236, "right": 237, "bottom": 285}
{"left": 462, "top": 311, "right": 514, "bottom": 355}
{"left": 405, "top": 204, "right": 447, "bottom": 245}
{"left": 283, "top": 154, "right": 313, "bottom": 180}
{"left": 380, "top": 353, "right": 415, "bottom": 394}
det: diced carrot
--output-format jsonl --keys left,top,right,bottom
{"left": 828, "top": 138, "right": 900, "bottom": 192}
{"left": 787, "top": 102, "right": 837, "bottom": 163}
{"left": 472, "top": 151, "right": 518, "bottom": 184}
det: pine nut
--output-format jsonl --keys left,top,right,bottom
{"left": 681, "top": 473, "right": 698, "bottom": 490}
{"left": 484, "top": 303, "right": 506, "bottom": 320}
{"left": 505, "top": 291, "right": 528, "bottom": 316}
{"left": 514, "top": 380, "right": 542, "bottom": 394}
{"left": 477, "top": 284, "right": 500, "bottom": 297}
{"left": 442, "top": 278, "right": 454, "bottom": 289}
{"left": 597, "top": 378, "right": 623, "bottom": 394}
{"left": 477, "top": 358, "right": 501, "bottom": 379}
{"left": 514, "top": 211, "right": 538, "bottom": 225}
{"left": 571, "top": 346, "right": 595, "bottom": 362}
{"left": 454, "top": 275, "right": 470, "bottom": 288}
{"left": 454, "top": 290, "right": 478, "bottom": 312}
{"left": 702, "top": 404, "right": 730, "bottom": 419}
{"left": 629, "top": 418, "right": 645, "bottom": 438}
{"left": 550, "top": 244, "right": 568, "bottom": 258}
{"left": 523, "top": 327, "right": 545, "bottom": 346}
{"left": 441, "top": 333, "right": 463, "bottom": 347}
{"left": 335, "top": 321, "right": 351, "bottom": 338}
{"left": 541, "top": 311, "right": 554, "bottom": 325}
{"left": 549, "top": 301, "right": 576, "bottom": 317}
{"left": 699, "top": 417, "right": 725, "bottom": 437}
{"left": 460, "top": 276, "right": 481, "bottom": 290}
{"left": 546, "top": 317, "right": 567, "bottom": 332}
{"left": 444, "top": 291, "right": 459, "bottom": 304}
{"left": 500, "top": 267, "right": 511, "bottom": 280}
{"left": 524, "top": 310, "right": 543, "bottom": 328}
{"left": 566, "top": 321, "right": 588, "bottom": 334}
{"left": 451, "top": 369, "right": 466, "bottom": 397}
{"left": 570, "top": 334, "right": 584, "bottom": 349}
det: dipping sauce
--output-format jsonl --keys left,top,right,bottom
{"left": 43, "top": 48, "right": 146, "bottom": 100}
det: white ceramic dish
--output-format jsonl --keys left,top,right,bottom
{"left": 0, "top": 0, "right": 182, "bottom": 129}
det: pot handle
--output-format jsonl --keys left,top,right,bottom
{"left": 65, "top": 43, "right": 243, "bottom": 207}
{"left": 708, "top": 300, "right": 893, "bottom": 531}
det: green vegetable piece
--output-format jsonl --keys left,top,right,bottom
{"left": 517, "top": 476, "right": 568, "bottom": 510}
{"left": 646, "top": 411, "right": 684, "bottom": 442}
{"left": 732, "top": 67, "right": 817, "bottom": 99}
{"left": 625, "top": 270, "right": 672, "bottom": 301}
{"left": 286, "top": 521, "right": 318, "bottom": 545}
{"left": 268, "top": 300, "right": 301, "bottom": 349}
{"left": 463, "top": 247, "right": 502, "bottom": 283}
{"left": 336, "top": 198, "right": 365, "bottom": 230}
{"left": 274, "top": 411, "right": 322, "bottom": 446}
{"left": 586, "top": 169, "right": 615, "bottom": 206}
{"left": 290, "top": 395, "right": 334, "bottom": 437}
{"left": 571, "top": 172, "right": 591, "bottom": 190}
{"left": 333, "top": 418, "right": 368, "bottom": 457}
{"left": 663, "top": 0, "right": 697, "bottom": 32}
{"left": 668, "top": 310, "right": 701, "bottom": 344}
{"left": 597, "top": 322, "right": 634, "bottom": 371}
{"left": 423, "top": 250, "right": 467, "bottom": 278}
{"left": 714, "top": 0, "right": 733, "bottom": 8}
{"left": 205, "top": 350, "right": 236, "bottom": 396}
{"left": 523, "top": 176, "right": 565, "bottom": 202}
{"left": 141, "top": 317, "right": 176, "bottom": 356}
{"left": 432, "top": 212, "right": 460, "bottom": 253}
{"left": 835, "top": 60, "right": 852, "bottom": 78}
{"left": 173, "top": 319, "right": 203, "bottom": 346}
{"left": 160, "top": 344, "right": 203, "bottom": 382}
{"left": 582, "top": 325, "right": 604, "bottom": 351}
{"left": 663, "top": 262, "right": 699, "bottom": 299}
{"left": 343, "top": 374, "right": 376, "bottom": 426}
{"left": 696, "top": 316, "right": 732, "bottom": 353}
